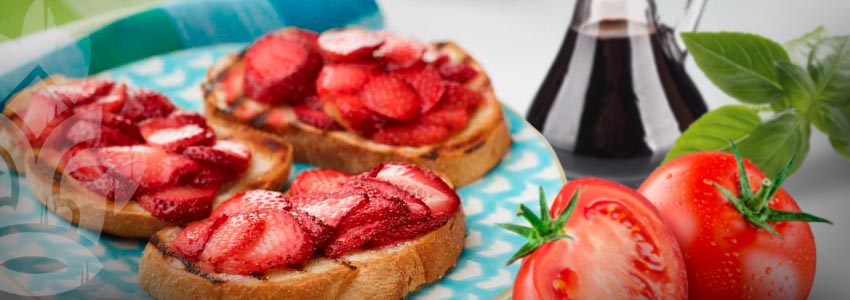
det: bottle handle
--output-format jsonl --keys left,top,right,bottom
{"left": 673, "top": 0, "right": 707, "bottom": 56}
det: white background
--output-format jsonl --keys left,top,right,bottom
{"left": 376, "top": 0, "right": 850, "bottom": 297}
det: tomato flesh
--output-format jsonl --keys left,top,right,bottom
{"left": 514, "top": 178, "right": 688, "bottom": 300}
{"left": 639, "top": 151, "right": 817, "bottom": 300}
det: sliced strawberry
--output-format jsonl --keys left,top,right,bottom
{"left": 64, "top": 147, "right": 107, "bottom": 182}
{"left": 316, "top": 63, "right": 379, "bottom": 96}
{"left": 318, "top": 28, "right": 384, "bottom": 62}
{"left": 43, "top": 79, "right": 115, "bottom": 107}
{"left": 372, "top": 122, "right": 449, "bottom": 146}
{"left": 373, "top": 32, "right": 425, "bottom": 70}
{"left": 369, "top": 218, "right": 442, "bottom": 247}
{"left": 171, "top": 215, "right": 227, "bottom": 260}
{"left": 20, "top": 91, "right": 73, "bottom": 146}
{"left": 221, "top": 63, "right": 245, "bottom": 104}
{"left": 101, "top": 145, "right": 200, "bottom": 190}
{"left": 289, "top": 169, "right": 352, "bottom": 196}
{"left": 369, "top": 163, "right": 460, "bottom": 223}
{"left": 119, "top": 89, "right": 176, "bottom": 122}
{"left": 200, "top": 212, "right": 265, "bottom": 269}
{"left": 137, "top": 185, "right": 217, "bottom": 222}
{"left": 143, "top": 123, "right": 214, "bottom": 153}
{"left": 359, "top": 74, "right": 421, "bottom": 121}
{"left": 211, "top": 190, "right": 291, "bottom": 218}
{"left": 351, "top": 177, "right": 431, "bottom": 222}
{"left": 438, "top": 62, "right": 479, "bottom": 84}
{"left": 232, "top": 99, "right": 267, "bottom": 121}
{"left": 217, "top": 210, "right": 315, "bottom": 274}
{"left": 86, "top": 82, "right": 127, "bottom": 113}
{"left": 423, "top": 50, "right": 450, "bottom": 66}
{"left": 138, "top": 111, "right": 207, "bottom": 132}
{"left": 288, "top": 191, "right": 366, "bottom": 228}
{"left": 396, "top": 66, "right": 445, "bottom": 112}
{"left": 441, "top": 82, "right": 483, "bottom": 112}
{"left": 275, "top": 28, "right": 320, "bottom": 50}
{"left": 420, "top": 106, "right": 469, "bottom": 131}
{"left": 324, "top": 194, "right": 408, "bottom": 257}
{"left": 321, "top": 93, "right": 386, "bottom": 135}
{"left": 244, "top": 34, "right": 322, "bottom": 104}
{"left": 289, "top": 208, "right": 333, "bottom": 247}
{"left": 189, "top": 164, "right": 234, "bottom": 187}
{"left": 182, "top": 140, "right": 252, "bottom": 174}
{"left": 77, "top": 171, "right": 138, "bottom": 202}
{"left": 65, "top": 119, "right": 142, "bottom": 147}
{"left": 293, "top": 104, "right": 340, "bottom": 130}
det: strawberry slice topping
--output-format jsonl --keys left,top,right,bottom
{"left": 289, "top": 192, "right": 366, "bottom": 228}
{"left": 139, "top": 112, "right": 215, "bottom": 153}
{"left": 420, "top": 106, "right": 470, "bottom": 131}
{"left": 293, "top": 96, "right": 341, "bottom": 130}
{"left": 289, "top": 169, "right": 351, "bottom": 196}
{"left": 359, "top": 74, "right": 421, "bottom": 121}
{"left": 351, "top": 177, "right": 431, "bottom": 222}
{"left": 440, "top": 82, "right": 483, "bottom": 112}
{"left": 65, "top": 119, "right": 142, "bottom": 147}
{"left": 190, "top": 165, "right": 234, "bottom": 187}
{"left": 244, "top": 33, "right": 322, "bottom": 104}
{"left": 119, "top": 89, "right": 176, "bottom": 122}
{"left": 171, "top": 215, "right": 227, "bottom": 260}
{"left": 373, "top": 32, "right": 425, "bottom": 70}
{"left": 369, "top": 163, "right": 460, "bottom": 223}
{"left": 372, "top": 123, "right": 449, "bottom": 146}
{"left": 217, "top": 210, "right": 316, "bottom": 274}
{"left": 20, "top": 90, "right": 74, "bottom": 146}
{"left": 437, "top": 62, "right": 479, "bottom": 84}
{"left": 321, "top": 93, "right": 386, "bottom": 135}
{"left": 211, "top": 190, "right": 291, "bottom": 219}
{"left": 200, "top": 212, "right": 265, "bottom": 271}
{"left": 318, "top": 28, "right": 385, "bottom": 62}
{"left": 182, "top": 140, "right": 252, "bottom": 174}
{"left": 86, "top": 82, "right": 127, "bottom": 113}
{"left": 101, "top": 145, "right": 200, "bottom": 190}
{"left": 324, "top": 193, "right": 409, "bottom": 257}
{"left": 289, "top": 209, "right": 333, "bottom": 248}
{"left": 396, "top": 66, "right": 445, "bottom": 113}
{"left": 137, "top": 185, "right": 217, "bottom": 222}
{"left": 316, "top": 63, "right": 378, "bottom": 96}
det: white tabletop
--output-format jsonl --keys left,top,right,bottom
{"left": 377, "top": 0, "right": 850, "bottom": 297}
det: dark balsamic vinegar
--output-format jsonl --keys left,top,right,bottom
{"left": 527, "top": 19, "right": 707, "bottom": 186}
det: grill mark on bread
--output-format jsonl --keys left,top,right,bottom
{"left": 463, "top": 140, "right": 486, "bottom": 154}
{"left": 420, "top": 151, "right": 439, "bottom": 160}
{"left": 151, "top": 235, "right": 227, "bottom": 284}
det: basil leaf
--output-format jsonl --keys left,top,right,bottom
{"left": 809, "top": 101, "right": 850, "bottom": 139}
{"left": 682, "top": 32, "right": 790, "bottom": 104}
{"left": 664, "top": 105, "right": 761, "bottom": 163}
{"left": 786, "top": 26, "right": 827, "bottom": 65}
{"left": 776, "top": 61, "right": 816, "bottom": 114}
{"left": 830, "top": 136, "right": 850, "bottom": 160}
{"left": 807, "top": 36, "right": 850, "bottom": 103}
{"left": 736, "top": 109, "right": 811, "bottom": 176}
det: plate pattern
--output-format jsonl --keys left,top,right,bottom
{"left": 0, "top": 45, "right": 565, "bottom": 299}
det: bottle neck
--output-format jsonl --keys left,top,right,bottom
{"left": 570, "top": 0, "right": 658, "bottom": 29}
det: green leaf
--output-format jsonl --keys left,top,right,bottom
{"left": 495, "top": 223, "right": 535, "bottom": 238}
{"left": 775, "top": 61, "right": 817, "bottom": 113}
{"left": 785, "top": 26, "right": 827, "bottom": 65}
{"left": 682, "top": 32, "right": 790, "bottom": 104}
{"left": 664, "top": 105, "right": 762, "bottom": 163}
{"left": 736, "top": 109, "right": 812, "bottom": 176}
{"left": 807, "top": 36, "right": 850, "bottom": 104}
{"left": 830, "top": 136, "right": 850, "bottom": 160}
{"left": 808, "top": 101, "right": 850, "bottom": 139}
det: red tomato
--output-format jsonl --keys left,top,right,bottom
{"left": 639, "top": 151, "right": 818, "bottom": 300}
{"left": 513, "top": 178, "right": 688, "bottom": 300}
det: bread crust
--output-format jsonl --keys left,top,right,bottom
{"left": 139, "top": 211, "right": 466, "bottom": 300}
{"left": 202, "top": 40, "right": 511, "bottom": 186}
{"left": 7, "top": 76, "right": 294, "bottom": 238}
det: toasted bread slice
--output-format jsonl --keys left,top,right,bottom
{"left": 139, "top": 210, "right": 465, "bottom": 300}
{"left": 5, "top": 76, "right": 294, "bottom": 238}
{"left": 202, "top": 40, "right": 511, "bottom": 186}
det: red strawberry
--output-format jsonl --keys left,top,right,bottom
{"left": 221, "top": 64, "right": 245, "bottom": 104}
{"left": 217, "top": 210, "right": 315, "bottom": 274}
{"left": 351, "top": 177, "right": 431, "bottom": 222}
{"left": 293, "top": 103, "right": 340, "bottom": 130}
{"left": 441, "top": 82, "right": 482, "bottom": 112}
{"left": 289, "top": 169, "right": 352, "bottom": 196}
{"left": 369, "top": 163, "right": 459, "bottom": 223}
{"left": 396, "top": 66, "right": 445, "bottom": 113}
{"left": 316, "top": 63, "right": 378, "bottom": 96}
{"left": 20, "top": 91, "right": 73, "bottom": 146}
{"left": 211, "top": 190, "right": 291, "bottom": 218}
{"left": 359, "top": 74, "right": 421, "bottom": 121}
{"left": 43, "top": 79, "right": 115, "bottom": 107}
{"left": 288, "top": 191, "right": 366, "bottom": 228}
{"left": 86, "top": 82, "right": 127, "bottom": 113}
{"left": 324, "top": 194, "right": 408, "bottom": 257}
{"left": 371, "top": 123, "right": 449, "bottom": 146}
{"left": 77, "top": 171, "right": 138, "bottom": 202}
{"left": 232, "top": 99, "right": 267, "bottom": 121}
{"left": 420, "top": 106, "right": 469, "bottom": 131}
{"left": 373, "top": 32, "right": 425, "bottom": 70}
{"left": 200, "top": 212, "right": 265, "bottom": 269}
{"left": 438, "top": 62, "right": 478, "bottom": 84}
{"left": 65, "top": 119, "right": 142, "bottom": 147}
{"left": 101, "top": 145, "right": 200, "bottom": 190}
{"left": 318, "top": 28, "right": 384, "bottom": 62}
{"left": 137, "top": 185, "right": 217, "bottom": 222}
{"left": 139, "top": 111, "right": 214, "bottom": 153}
{"left": 64, "top": 147, "right": 107, "bottom": 182}
{"left": 171, "top": 215, "right": 227, "bottom": 260}
{"left": 369, "top": 218, "right": 442, "bottom": 247}
{"left": 321, "top": 94, "right": 386, "bottom": 135}
{"left": 289, "top": 208, "right": 333, "bottom": 247}
{"left": 243, "top": 34, "right": 322, "bottom": 104}
{"left": 275, "top": 28, "right": 320, "bottom": 50}
{"left": 189, "top": 165, "right": 233, "bottom": 187}
{"left": 119, "top": 89, "right": 176, "bottom": 122}
{"left": 182, "top": 140, "right": 252, "bottom": 174}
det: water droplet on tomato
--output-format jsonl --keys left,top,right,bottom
{"left": 765, "top": 266, "right": 773, "bottom": 275}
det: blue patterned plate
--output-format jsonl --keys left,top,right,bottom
{"left": 0, "top": 44, "right": 566, "bottom": 299}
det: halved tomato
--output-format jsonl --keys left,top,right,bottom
{"left": 510, "top": 178, "right": 688, "bottom": 300}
